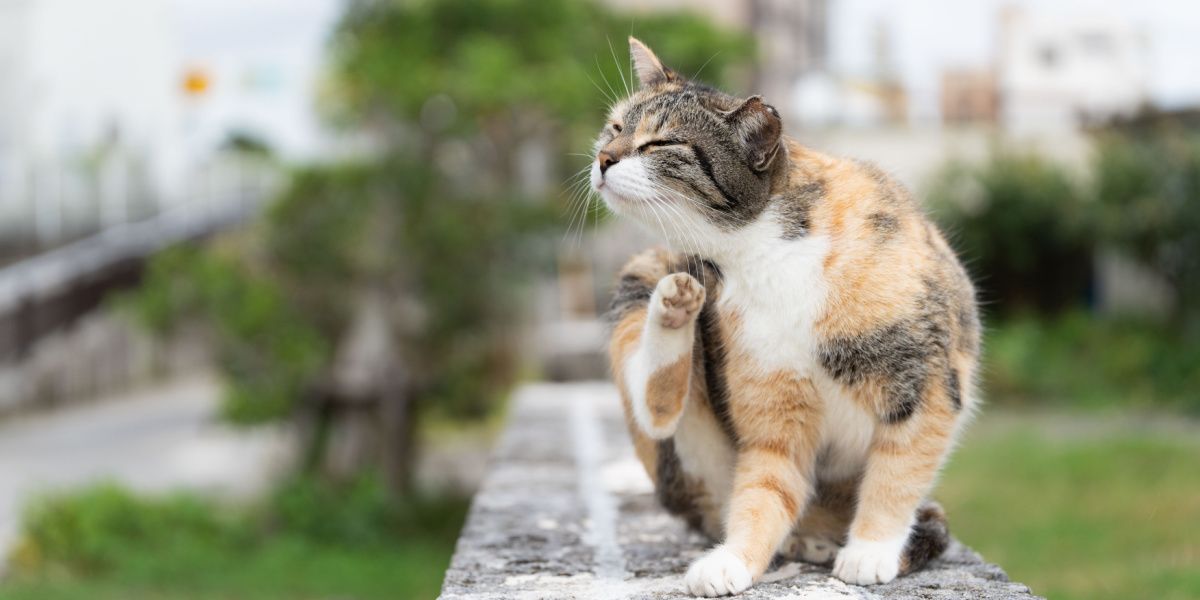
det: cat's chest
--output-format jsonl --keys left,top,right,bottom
{"left": 715, "top": 235, "right": 831, "bottom": 374}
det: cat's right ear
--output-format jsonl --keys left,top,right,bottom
{"left": 724, "top": 96, "right": 783, "bottom": 172}
{"left": 629, "top": 37, "right": 679, "bottom": 88}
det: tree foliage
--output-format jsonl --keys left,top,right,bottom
{"left": 928, "top": 150, "right": 1095, "bottom": 316}
{"left": 1092, "top": 129, "right": 1200, "bottom": 329}
{"left": 128, "top": 0, "right": 753, "bottom": 482}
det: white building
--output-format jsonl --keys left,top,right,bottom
{"left": 0, "top": 0, "right": 184, "bottom": 241}
{"left": 0, "top": 0, "right": 338, "bottom": 246}
{"left": 998, "top": 7, "right": 1149, "bottom": 134}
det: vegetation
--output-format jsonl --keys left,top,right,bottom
{"left": 3, "top": 479, "right": 468, "bottom": 600}
{"left": 928, "top": 149, "right": 1095, "bottom": 316}
{"left": 124, "top": 0, "right": 753, "bottom": 488}
{"left": 941, "top": 412, "right": 1200, "bottom": 600}
{"left": 985, "top": 311, "right": 1200, "bottom": 413}
{"left": 929, "top": 122, "right": 1200, "bottom": 413}
{"left": 1092, "top": 126, "right": 1200, "bottom": 330}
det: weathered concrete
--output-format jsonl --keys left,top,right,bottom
{"left": 440, "top": 382, "right": 1042, "bottom": 600}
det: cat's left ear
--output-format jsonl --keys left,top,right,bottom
{"left": 629, "top": 37, "right": 679, "bottom": 88}
{"left": 724, "top": 96, "right": 782, "bottom": 172}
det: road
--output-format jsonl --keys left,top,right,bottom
{"left": 0, "top": 374, "right": 292, "bottom": 565}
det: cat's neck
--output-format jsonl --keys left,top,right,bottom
{"left": 703, "top": 139, "right": 827, "bottom": 273}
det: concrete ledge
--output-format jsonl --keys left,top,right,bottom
{"left": 439, "top": 383, "right": 1041, "bottom": 599}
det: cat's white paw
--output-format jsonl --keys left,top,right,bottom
{"left": 685, "top": 547, "right": 752, "bottom": 597}
{"left": 653, "top": 272, "right": 705, "bottom": 329}
{"left": 832, "top": 537, "right": 904, "bottom": 586}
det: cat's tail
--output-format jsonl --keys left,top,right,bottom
{"left": 900, "top": 501, "right": 951, "bottom": 574}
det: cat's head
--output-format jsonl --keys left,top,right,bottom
{"left": 591, "top": 38, "right": 784, "bottom": 239}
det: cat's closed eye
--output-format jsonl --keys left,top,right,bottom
{"left": 638, "top": 139, "right": 684, "bottom": 152}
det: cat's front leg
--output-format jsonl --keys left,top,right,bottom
{"left": 619, "top": 272, "right": 704, "bottom": 439}
{"left": 685, "top": 376, "right": 823, "bottom": 596}
{"left": 833, "top": 399, "right": 957, "bottom": 585}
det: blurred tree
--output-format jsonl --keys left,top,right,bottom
{"left": 1092, "top": 120, "right": 1200, "bottom": 332}
{"left": 928, "top": 149, "right": 1096, "bottom": 317}
{"left": 130, "top": 0, "right": 752, "bottom": 494}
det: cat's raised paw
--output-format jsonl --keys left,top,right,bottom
{"left": 654, "top": 272, "right": 705, "bottom": 329}
{"left": 832, "top": 537, "right": 903, "bottom": 586}
{"left": 684, "top": 547, "right": 752, "bottom": 597}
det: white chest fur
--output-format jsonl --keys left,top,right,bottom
{"left": 712, "top": 227, "right": 876, "bottom": 481}
{"left": 715, "top": 230, "right": 832, "bottom": 376}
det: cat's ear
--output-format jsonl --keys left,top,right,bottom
{"left": 724, "top": 96, "right": 782, "bottom": 172}
{"left": 629, "top": 37, "right": 679, "bottom": 88}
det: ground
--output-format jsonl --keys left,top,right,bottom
{"left": 0, "top": 380, "right": 1196, "bottom": 599}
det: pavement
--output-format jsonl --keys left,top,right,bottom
{"left": 0, "top": 374, "right": 292, "bottom": 565}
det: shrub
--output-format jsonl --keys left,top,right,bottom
{"left": 985, "top": 311, "right": 1200, "bottom": 413}
{"left": 1092, "top": 129, "right": 1200, "bottom": 331}
{"left": 927, "top": 150, "right": 1096, "bottom": 317}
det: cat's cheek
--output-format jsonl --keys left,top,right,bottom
{"left": 590, "top": 162, "right": 604, "bottom": 191}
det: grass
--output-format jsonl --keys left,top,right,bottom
{"left": 0, "top": 478, "right": 469, "bottom": 600}
{"left": 940, "top": 411, "right": 1200, "bottom": 600}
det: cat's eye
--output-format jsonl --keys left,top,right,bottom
{"left": 637, "top": 139, "right": 684, "bottom": 152}
{"left": 609, "top": 123, "right": 622, "bottom": 133}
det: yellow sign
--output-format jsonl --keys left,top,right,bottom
{"left": 182, "top": 68, "right": 211, "bottom": 97}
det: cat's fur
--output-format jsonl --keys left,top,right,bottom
{"left": 598, "top": 39, "right": 979, "bottom": 596}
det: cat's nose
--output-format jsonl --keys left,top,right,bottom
{"left": 598, "top": 151, "right": 619, "bottom": 175}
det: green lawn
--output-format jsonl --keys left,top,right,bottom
{"left": 940, "top": 411, "right": 1200, "bottom": 600}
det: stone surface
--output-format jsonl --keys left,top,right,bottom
{"left": 439, "top": 383, "right": 1042, "bottom": 599}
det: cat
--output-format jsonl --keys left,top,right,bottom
{"left": 599, "top": 38, "right": 980, "bottom": 596}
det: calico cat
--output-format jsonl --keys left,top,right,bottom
{"left": 599, "top": 39, "right": 980, "bottom": 596}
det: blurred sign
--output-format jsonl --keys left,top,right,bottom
{"left": 182, "top": 68, "right": 211, "bottom": 97}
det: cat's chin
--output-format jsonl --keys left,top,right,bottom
{"left": 596, "top": 188, "right": 636, "bottom": 214}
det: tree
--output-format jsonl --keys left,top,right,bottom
{"left": 130, "top": 0, "right": 753, "bottom": 494}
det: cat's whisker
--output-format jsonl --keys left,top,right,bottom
{"left": 594, "top": 55, "right": 622, "bottom": 105}
{"left": 607, "top": 36, "right": 631, "bottom": 98}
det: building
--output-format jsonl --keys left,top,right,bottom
{"left": 0, "top": 0, "right": 183, "bottom": 244}
{"left": 998, "top": 7, "right": 1149, "bottom": 134}
{"left": 940, "top": 68, "right": 999, "bottom": 126}
{"left": 603, "top": 0, "right": 830, "bottom": 126}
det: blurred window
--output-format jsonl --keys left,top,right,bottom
{"left": 1038, "top": 44, "right": 1060, "bottom": 69}
{"left": 1079, "top": 32, "right": 1114, "bottom": 58}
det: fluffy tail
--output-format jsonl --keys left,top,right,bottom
{"left": 901, "top": 501, "right": 951, "bottom": 574}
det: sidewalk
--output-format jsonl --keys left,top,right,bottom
{"left": 0, "top": 374, "right": 292, "bottom": 565}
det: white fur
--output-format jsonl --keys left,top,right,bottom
{"left": 832, "top": 532, "right": 910, "bottom": 586}
{"left": 623, "top": 278, "right": 696, "bottom": 439}
{"left": 814, "top": 377, "right": 877, "bottom": 482}
{"left": 685, "top": 546, "right": 753, "bottom": 597}
{"left": 673, "top": 395, "right": 736, "bottom": 522}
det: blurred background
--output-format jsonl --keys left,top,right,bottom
{"left": 0, "top": 0, "right": 1197, "bottom": 598}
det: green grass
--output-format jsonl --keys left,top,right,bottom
{"left": 0, "top": 478, "right": 469, "bottom": 600}
{"left": 940, "top": 411, "right": 1200, "bottom": 600}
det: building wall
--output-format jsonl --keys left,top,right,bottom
{"left": 999, "top": 7, "right": 1148, "bottom": 133}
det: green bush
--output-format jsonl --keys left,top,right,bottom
{"left": 1093, "top": 129, "right": 1200, "bottom": 330}
{"left": 927, "top": 149, "right": 1095, "bottom": 317}
{"left": 126, "top": 246, "right": 330, "bottom": 424}
{"left": 984, "top": 311, "right": 1200, "bottom": 412}
{"left": 7, "top": 479, "right": 469, "bottom": 600}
